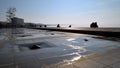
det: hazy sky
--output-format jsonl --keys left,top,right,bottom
{"left": 0, "top": 0, "right": 120, "bottom": 27}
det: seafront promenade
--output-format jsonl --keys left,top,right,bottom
{"left": 0, "top": 28, "right": 120, "bottom": 68}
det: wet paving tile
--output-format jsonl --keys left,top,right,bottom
{"left": 17, "top": 61, "right": 40, "bottom": 68}
{"left": 15, "top": 55, "right": 37, "bottom": 64}
{"left": 15, "top": 41, "right": 26, "bottom": 45}
{"left": 0, "top": 55, "right": 14, "bottom": 65}
{"left": 0, "top": 64, "right": 15, "bottom": 68}
{"left": 23, "top": 40, "right": 34, "bottom": 44}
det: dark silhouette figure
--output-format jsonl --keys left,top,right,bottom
{"left": 69, "top": 25, "right": 71, "bottom": 28}
{"left": 39, "top": 25, "right": 42, "bottom": 27}
{"left": 44, "top": 25, "right": 47, "bottom": 27}
{"left": 57, "top": 24, "right": 60, "bottom": 28}
{"left": 0, "top": 23, "right": 3, "bottom": 28}
{"left": 90, "top": 22, "right": 98, "bottom": 28}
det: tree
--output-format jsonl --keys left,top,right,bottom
{"left": 90, "top": 22, "right": 98, "bottom": 28}
{"left": 6, "top": 7, "right": 16, "bottom": 23}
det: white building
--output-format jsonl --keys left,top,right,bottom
{"left": 11, "top": 17, "right": 24, "bottom": 27}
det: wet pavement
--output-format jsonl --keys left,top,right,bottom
{"left": 0, "top": 28, "right": 120, "bottom": 68}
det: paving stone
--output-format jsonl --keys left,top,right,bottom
{"left": 15, "top": 55, "right": 40, "bottom": 68}
{"left": 91, "top": 54, "right": 119, "bottom": 65}
{"left": 17, "top": 62, "right": 40, "bottom": 68}
{"left": 23, "top": 40, "right": 33, "bottom": 44}
{"left": 74, "top": 59, "right": 104, "bottom": 68}
{"left": 49, "top": 64, "right": 76, "bottom": 68}
{"left": 111, "top": 62, "right": 120, "bottom": 68}
{"left": 15, "top": 41, "right": 26, "bottom": 45}
{"left": 0, "top": 55, "right": 14, "bottom": 65}
{"left": 15, "top": 55, "right": 37, "bottom": 64}
{"left": 103, "top": 66, "right": 113, "bottom": 68}
{"left": 0, "top": 64, "right": 15, "bottom": 68}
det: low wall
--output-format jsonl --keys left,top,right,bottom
{"left": 32, "top": 27, "right": 120, "bottom": 38}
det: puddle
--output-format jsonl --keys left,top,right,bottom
{"left": 16, "top": 34, "right": 32, "bottom": 37}
{"left": 1, "top": 28, "right": 120, "bottom": 66}
{"left": 17, "top": 42, "right": 56, "bottom": 51}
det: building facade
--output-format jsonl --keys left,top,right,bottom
{"left": 11, "top": 17, "right": 24, "bottom": 27}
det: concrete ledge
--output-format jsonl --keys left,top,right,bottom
{"left": 32, "top": 27, "right": 120, "bottom": 38}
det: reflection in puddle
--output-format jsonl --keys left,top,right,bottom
{"left": 67, "top": 45, "right": 86, "bottom": 52}
{"left": 67, "top": 38, "right": 76, "bottom": 41}
{"left": 63, "top": 53, "right": 82, "bottom": 65}
{"left": 71, "top": 56, "right": 81, "bottom": 62}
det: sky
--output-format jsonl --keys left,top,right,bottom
{"left": 0, "top": 0, "right": 120, "bottom": 27}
